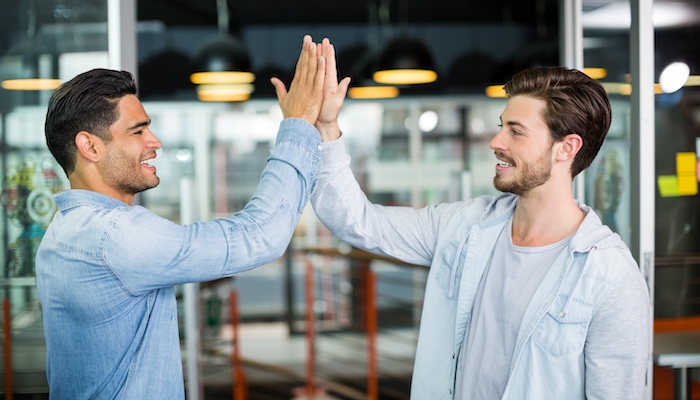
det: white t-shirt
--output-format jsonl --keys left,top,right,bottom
{"left": 454, "top": 217, "right": 572, "bottom": 399}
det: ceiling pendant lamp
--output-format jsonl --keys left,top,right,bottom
{"left": 190, "top": 35, "right": 254, "bottom": 85}
{"left": 1, "top": 44, "right": 62, "bottom": 90}
{"left": 347, "top": 49, "right": 399, "bottom": 100}
{"left": 342, "top": 1, "right": 400, "bottom": 99}
{"left": 1, "top": 4, "right": 62, "bottom": 92}
{"left": 190, "top": 0, "right": 254, "bottom": 99}
{"left": 373, "top": 36, "right": 438, "bottom": 85}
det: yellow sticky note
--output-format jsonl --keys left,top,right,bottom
{"left": 678, "top": 174, "right": 698, "bottom": 196}
{"left": 658, "top": 175, "right": 680, "bottom": 197}
{"left": 677, "top": 152, "right": 697, "bottom": 175}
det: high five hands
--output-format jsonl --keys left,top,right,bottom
{"left": 271, "top": 35, "right": 351, "bottom": 142}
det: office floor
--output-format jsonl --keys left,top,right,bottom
{"left": 4, "top": 321, "right": 699, "bottom": 399}
{"left": 198, "top": 323, "right": 699, "bottom": 400}
{"left": 199, "top": 367, "right": 699, "bottom": 400}
{"left": 198, "top": 322, "right": 414, "bottom": 400}
{"left": 5, "top": 366, "right": 700, "bottom": 399}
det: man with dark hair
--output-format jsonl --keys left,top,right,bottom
{"left": 36, "top": 35, "right": 343, "bottom": 399}
{"left": 311, "top": 65, "right": 651, "bottom": 399}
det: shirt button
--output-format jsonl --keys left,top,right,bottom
{"left": 317, "top": 144, "right": 323, "bottom": 150}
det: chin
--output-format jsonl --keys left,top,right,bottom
{"left": 494, "top": 180, "right": 524, "bottom": 196}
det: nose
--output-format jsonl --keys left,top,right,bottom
{"left": 145, "top": 129, "right": 162, "bottom": 150}
{"left": 489, "top": 127, "right": 507, "bottom": 152}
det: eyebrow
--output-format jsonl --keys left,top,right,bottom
{"left": 126, "top": 120, "right": 151, "bottom": 131}
{"left": 500, "top": 117, "right": 529, "bottom": 131}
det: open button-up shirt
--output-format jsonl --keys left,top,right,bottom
{"left": 36, "top": 118, "right": 321, "bottom": 399}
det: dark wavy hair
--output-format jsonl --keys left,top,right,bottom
{"left": 44, "top": 68, "right": 137, "bottom": 176}
{"left": 504, "top": 66, "right": 611, "bottom": 177}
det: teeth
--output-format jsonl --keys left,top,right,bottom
{"left": 498, "top": 162, "right": 513, "bottom": 167}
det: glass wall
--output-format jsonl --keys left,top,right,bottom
{"left": 651, "top": 24, "right": 700, "bottom": 320}
{"left": 581, "top": 1, "right": 700, "bottom": 319}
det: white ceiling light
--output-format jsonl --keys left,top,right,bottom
{"left": 659, "top": 61, "right": 690, "bottom": 93}
{"left": 418, "top": 110, "right": 439, "bottom": 132}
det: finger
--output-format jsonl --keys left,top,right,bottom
{"left": 293, "top": 35, "right": 312, "bottom": 85}
{"left": 303, "top": 41, "right": 319, "bottom": 86}
{"left": 315, "top": 54, "right": 327, "bottom": 92}
{"left": 321, "top": 38, "right": 331, "bottom": 62}
{"left": 325, "top": 39, "right": 339, "bottom": 89}
{"left": 270, "top": 77, "right": 288, "bottom": 101}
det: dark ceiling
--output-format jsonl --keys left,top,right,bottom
{"left": 11, "top": 0, "right": 700, "bottom": 101}
{"left": 136, "top": 0, "right": 559, "bottom": 27}
{"left": 0, "top": 0, "right": 564, "bottom": 101}
{"left": 134, "top": 0, "right": 561, "bottom": 99}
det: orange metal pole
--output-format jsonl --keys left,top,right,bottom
{"left": 4, "top": 298, "right": 13, "bottom": 399}
{"left": 230, "top": 289, "right": 247, "bottom": 400}
{"left": 305, "top": 260, "right": 316, "bottom": 395}
{"left": 367, "top": 271, "right": 378, "bottom": 400}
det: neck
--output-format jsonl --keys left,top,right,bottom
{"left": 511, "top": 183, "right": 584, "bottom": 247}
{"left": 69, "top": 174, "right": 134, "bottom": 205}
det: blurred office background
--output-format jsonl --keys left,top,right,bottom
{"left": 1, "top": 0, "right": 699, "bottom": 398}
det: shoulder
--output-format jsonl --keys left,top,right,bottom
{"left": 587, "top": 246, "right": 643, "bottom": 283}
{"left": 582, "top": 247, "right": 648, "bottom": 313}
{"left": 430, "top": 194, "right": 514, "bottom": 244}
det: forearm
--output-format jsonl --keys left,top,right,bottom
{"left": 311, "top": 136, "right": 439, "bottom": 266}
{"left": 223, "top": 118, "right": 322, "bottom": 268}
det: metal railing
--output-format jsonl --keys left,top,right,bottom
{"left": 199, "top": 245, "right": 426, "bottom": 400}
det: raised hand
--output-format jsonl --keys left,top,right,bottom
{"left": 315, "top": 37, "right": 351, "bottom": 142}
{"left": 271, "top": 35, "right": 327, "bottom": 125}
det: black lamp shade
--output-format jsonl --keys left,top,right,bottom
{"left": 374, "top": 36, "right": 438, "bottom": 85}
{"left": 192, "top": 35, "right": 251, "bottom": 73}
{"left": 346, "top": 49, "right": 400, "bottom": 99}
{"left": 377, "top": 37, "right": 435, "bottom": 71}
{"left": 1, "top": 38, "right": 62, "bottom": 91}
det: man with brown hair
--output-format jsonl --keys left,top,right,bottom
{"left": 311, "top": 65, "right": 650, "bottom": 399}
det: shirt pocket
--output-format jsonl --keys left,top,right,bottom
{"left": 434, "top": 239, "right": 466, "bottom": 298}
{"left": 532, "top": 298, "right": 593, "bottom": 357}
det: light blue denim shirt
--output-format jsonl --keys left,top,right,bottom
{"left": 36, "top": 118, "right": 321, "bottom": 399}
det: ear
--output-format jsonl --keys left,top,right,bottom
{"left": 554, "top": 134, "right": 583, "bottom": 162}
{"left": 75, "top": 131, "right": 102, "bottom": 163}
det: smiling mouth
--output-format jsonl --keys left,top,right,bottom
{"left": 140, "top": 156, "right": 156, "bottom": 167}
{"left": 494, "top": 152, "right": 514, "bottom": 168}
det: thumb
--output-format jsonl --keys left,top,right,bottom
{"left": 337, "top": 76, "right": 352, "bottom": 97}
{"left": 270, "top": 77, "right": 288, "bottom": 101}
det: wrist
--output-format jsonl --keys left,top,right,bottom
{"left": 315, "top": 121, "right": 342, "bottom": 142}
